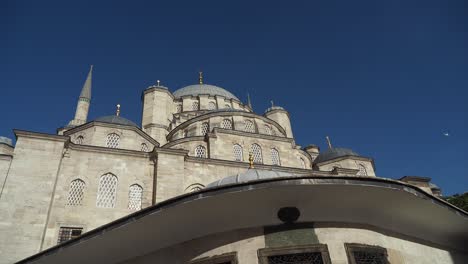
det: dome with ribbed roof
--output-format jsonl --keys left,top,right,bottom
{"left": 313, "top": 147, "right": 360, "bottom": 164}
{"left": 206, "top": 169, "right": 299, "bottom": 188}
{"left": 173, "top": 84, "right": 239, "bottom": 101}
{"left": 95, "top": 115, "right": 138, "bottom": 127}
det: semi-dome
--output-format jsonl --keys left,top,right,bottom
{"left": 95, "top": 115, "right": 138, "bottom": 127}
{"left": 206, "top": 169, "right": 299, "bottom": 188}
{"left": 173, "top": 84, "right": 240, "bottom": 101}
{"left": 313, "top": 147, "right": 360, "bottom": 164}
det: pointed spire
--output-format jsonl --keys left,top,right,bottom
{"left": 79, "top": 65, "right": 93, "bottom": 100}
{"left": 116, "top": 104, "right": 121, "bottom": 116}
{"left": 325, "top": 136, "right": 333, "bottom": 149}
{"left": 247, "top": 93, "right": 252, "bottom": 109}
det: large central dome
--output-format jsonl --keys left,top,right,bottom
{"left": 173, "top": 84, "right": 240, "bottom": 101}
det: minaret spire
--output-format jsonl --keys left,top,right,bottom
{"left": 68, "top": 65, "right": 93, "bottom": 127}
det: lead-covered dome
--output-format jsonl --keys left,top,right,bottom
{"left": 206, "top": 169, "right": 299, "bottom": 188}
{"left": 95, "top": 115, "right": 138, "bottom": 127}
{"left": 173, "top": 84, "right": 240, "bottom": 101}
{"left": 313, "top": 147, "right": 360, "bottom": 164}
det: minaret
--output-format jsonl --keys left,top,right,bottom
{"left": 69, "top": 65, "right": 93, "bottom": 126}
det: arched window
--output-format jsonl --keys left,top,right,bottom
{"left": 96, "top": 173, "right": 118, "bottom": 208}
{"left": 264, "top": 125, "right": 272, "bottom": 135}
{"left": 201, "top": 122, "right": 210, "bottom": 135}
{"left": 357, "top": 164, "right": 368, "bottom": 176}
{"left": 221, "top": 119, "right": 232, "bottom": 129}
{"left": 141, "top": 143, "right": 149, "bottom": 152}
{"left": 75, "top": 135, "right": 84, "bottom": 145}
{"left": 251, "top": 144, "right": 263, "bottom": 164}
{"left": 224, "top": 104, "right": 231, "bottom": 109}
{"left": 208, "top": 101, "right": 216, "bottom": 110}
{"left": 192, "top": 101, "right": 199, "bottom": 111}
{"left": 176, "top": 104, "right": 182, "bottom": 113}
{"left": 195, "top": 145, "right": 207, "bottom": 158}
{"left": 106, "top": 133, "right": 120, "bottom": 148}
{"left": 67, "top": 179, "right": 85, "bottom": 206}
{"left": 244, "top": 120, "right": 255, "bottom": 133}
{"left": 128, "top": 184, "right": 143, "bottom": 211}
{"left": 233, "top": 144, "right": 243, "bottom": 161}
{"left": 300, "top": 158, "right": 307, "bottom": 169}
{"left": 185, "top": 183, "right": 205, "bottom": 193}
{"left": 271, "top": 148, "right": 280, "bottom": 165}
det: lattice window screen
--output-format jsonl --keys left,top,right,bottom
{"left": 300, "top": 158, "right": 307, "bottom": 169}
{"left": 352, "top": 251, "right": 387, "bottom": 264}
{"left": 208, "top": 101, "right": 216, "bottom": 110}
{"left": 244, "top": 120, "right": 255, "bottom": 133}
{"left": 67, "top": 179, "right": 85, "bottom": 206}
{"left": 251, "top": 144, "right": 263, "bottom": 163}
{"left": 233, "top": 144, "right": 243, "bottom": 161}
{"left": 265, "top": 125, "right": 272, "bottom": 135}
{"left": 201, "top": 122, "right": 210, "bottom": 135}
{"left": 195, "top": 145, "right": 207, "bottom": 158}
{"left": 57, "top": 227, "right": 83, "bottom": 244}
{"left": 271, "top": 148, "right": 280, "bottom": 165}
{"left": 176, "top": 104, "right": 182, "bottom": 113}
{"left": 128, "top": 184, "right": 143, "bottom": 211}
{"left": 96, "top": 173, "right": 118, "bottom": 208}
{"left": 192, "top": 101, "right": 199, "bottom": 110}
{"left": 75, "top": 135, "right": 84, "bottom": 145}
{"left": 221, "top": 119, "right": 232, "bottom": 129}
{"left": 141, "top": 143, "right": 149, "bottom": 152}
{"left": 267, "top": 252, "right": 325, "bottom": 264}
{"left": 106, "top": 133, "right": 120, "bottom": 148}
{"left": 357, "top": 164, "right": 368, "bottom": 176}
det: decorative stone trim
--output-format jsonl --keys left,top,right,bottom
{"left": 142, "top": 87, "right": 174, "bottom": 99}
{"left": 257, "top": 244, "right": 332, "bottom": 264}
{"left": 213, "top": 127, "right": 294, "bottom": 143}
{"left": 14, "top": 129, "right": 69, "bottom": 142}
{"left": 68, "top": 143, "right": 150, "bottom": 158}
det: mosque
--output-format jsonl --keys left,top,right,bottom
{"left": 0, "top": 66, "right": 466, "bottom": 264}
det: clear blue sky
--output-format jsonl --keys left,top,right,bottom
{"left": 2, "top": 0, "right": 467, "bottom": 195}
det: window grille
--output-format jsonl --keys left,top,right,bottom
{"left": 141, "top": 143, "right": 149, "bottom": 152}
{"left": 96, "top": 173, "right": 118, "bottom": 208}
{"left": 271, "top": 148, "right": 280, "bottom": 165}
{"left": 176, "top": 104, "right": 182, "bottom": 113}
{"left": 357, "top": 164, "right": 368, "bottom": 176}
{"left": 190, "top": 252, "right": 237, "bottom": 264}
{"left": 208, "top": 101, "right": 216, "bottom": 110}
{"left": 265, "top": 125, "right": 272, "bottom": 135}
{"left": 57, "top": 227, "right": 83, "bottom": 244}
{"left": 75, "top": 135, "right": 84, "bottom": 145}
{"left": 251, "top": 144, "right": 263, "bottom": 163}
{"left": 201, "top": 122, "right": 210, "bottom": 135}
{"left": 106, "top": 133, "right": 120, "bottom": 148}
{"left": 300, "top": 158, "right": 307, "bottom": 169}
{"left": 224, "top": 104, "right": 231, "bottom": 109}
{"left": 267, "top": 252, "right": 325, "bottom": 264}
{"left": 221, "top": 119, "right": 233, "bottom": 129}
{"left": 345, "top": 244, "right": 389, "bottom": 264}
{"left": 128, "top": 184, "right": 143, "bottom": 211}
{"left": 244, "top": 120, "right": 255, "bottom": 133}
{"left": 67, "top": 179, "right": 85, "bottom": 206}
{"left": 195, "top": 145, "right": 207, "bottom": 158}
{"left": 233, "top": 144, "right": 243, "bottom": 161}
{"left": 192, "top": 101, "right": 199, "bottom": 111}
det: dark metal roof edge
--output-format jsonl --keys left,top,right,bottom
{"left": 16, "top": 175, "right": 468, "bottom": 263}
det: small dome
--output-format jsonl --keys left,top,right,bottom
{"left": 206, "top": 169, "right": 298, "bottom": 188}
{"left": 173, "top": 84, "right": 240, "bottom": 101}
{"left": 265, "top": 105, "right": 285, "bottom": 113}
{"left": 314, "top": 147, "right": 360, "bottom": 164}
{"left": 95, "top": 115, "right": 138, "bottom": 127}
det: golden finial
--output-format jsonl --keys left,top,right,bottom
{"left": 199, "top": 71, "right": 203, "bottom": 84}
{"left": 116, "top": 104, "right": 121, "bottom": 117}
{"left": 248, "top": 152, "right": 254, "bottom": 169}
{"left": 325, "top": 136, "right": 332, "bottom": 149}
{"left": 157, "top": 80, "right": 160, "bottom": 86}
